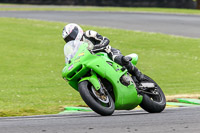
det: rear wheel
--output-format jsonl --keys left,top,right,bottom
{"left": 78, "top": 81, "right": 115, "bottom": 116}
{"left": 139, "top": 75, "right": 166, "bottom": 113}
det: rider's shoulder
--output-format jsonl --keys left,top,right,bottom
{"left": 85, "top": 30, "right": 98, "bottom": 37}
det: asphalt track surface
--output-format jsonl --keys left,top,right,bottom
{"left": 1, "top": 10, "right": 200, "bottom": 133}
{"left": 0, "top": 11, "right": 200, "bottom": 38}
{"left": 0, "top": 107, "right": 200, "bottom": 133}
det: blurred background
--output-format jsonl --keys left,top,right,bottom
{"left": 1, "top": 0, "right": 200, "bottom": 9}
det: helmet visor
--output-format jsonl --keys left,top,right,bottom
{"left": 64, "top": 26, "right": 78, "bottom": 43}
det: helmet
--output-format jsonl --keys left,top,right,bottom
{"left": 62, "top": 23, "right": 84, "bottom": 43}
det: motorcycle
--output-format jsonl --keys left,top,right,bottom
{"left": 62, "top": 40, "right": 166, "bottom": 116}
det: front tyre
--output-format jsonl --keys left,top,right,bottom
{"left": 78, "top": 81, "right": 115, "bottom": 116}
{"left": 139, "top": 75, "right": 166, "bottom": 113}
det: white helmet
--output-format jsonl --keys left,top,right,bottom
{"left": 62, "top": 23, "right": 84, "bottom": 43}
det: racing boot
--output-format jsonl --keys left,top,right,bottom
{"left": 122, "top": 56, "right": 145, "bottom": 82}
{"left": 131, "top": 66, "right": 145, "bottom": 81}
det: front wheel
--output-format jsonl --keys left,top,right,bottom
{"left": 78, "top": 81, "right": 115, "bottom": 116}
{"left": 139, "top": 75, "right": 166, "bottom": 113}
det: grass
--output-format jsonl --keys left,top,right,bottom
{"left": 0, "top": 4, "right": 200, "bottom": 15}
{"left": 0, "top": 18, "right": 200, "bottom": 116}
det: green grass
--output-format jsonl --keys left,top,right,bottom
{"left": 0, "top": 4, "right": 200, "bottom": 15}
{"left": 0, "top": 18, "right": 200, "bottom": 116}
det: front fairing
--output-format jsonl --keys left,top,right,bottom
{"left": 62, "top": 41, "right": 90, "bottom": 80}
{"left": 64, "top": 40, "right": 85, "bottom": 64}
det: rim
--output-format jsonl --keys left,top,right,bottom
{"left": 91, "top": 86, "right": 109, "bottom": 104}
{"left": 148, "top": 84, "right": 163, "bottom": 103}
{"left": 89, "top": 84, "right": 112, "bottom": 107}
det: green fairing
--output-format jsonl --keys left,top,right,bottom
{"left": 62, "top": 42, "right": 142, "bottom": 110}
{"left": 131, "top": 55, "right": 138, "bottom": 66}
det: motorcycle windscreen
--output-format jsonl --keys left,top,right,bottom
{"left": 64, "top": 40, "right": 83, "bottom": 63}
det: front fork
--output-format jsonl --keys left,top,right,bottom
{"left": 79, "top": 71, "right": 101, "bottom": 91}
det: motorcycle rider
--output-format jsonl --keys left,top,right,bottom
{"left": 62, "top": 23, "right": 144, "bottom": 81}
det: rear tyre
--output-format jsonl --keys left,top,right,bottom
{"left": 139, "top": 75, "right": 166, "bottom": 113}
{"left": 78, "top": 81, "right": 115, "bottom": 116}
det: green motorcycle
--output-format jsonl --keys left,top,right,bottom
{"left": 62, "top": 40, "right": 166, "bottom": 116}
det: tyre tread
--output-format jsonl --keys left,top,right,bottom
{"left": 78, "top": 81, "right": 115, "bottom": 116}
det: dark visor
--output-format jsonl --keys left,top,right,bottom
{"left": 64, "top": 26, "right": 79, "bottom": 43}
